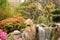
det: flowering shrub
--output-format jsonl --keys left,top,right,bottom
{"left": 0, "top": 30, "right": 7, "bottom": 40}
{"left": 0, "top": 17, "right": 25, "bottom": 28}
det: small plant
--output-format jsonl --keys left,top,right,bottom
{"left": 14, "top": 22, "right": 31, "bottom": 30}
{"left": 4, "top": 23, "right": 14, "bottom": 33}
{"left": 4, "top": 22, "right": 30, "bottom": 33}
{"left": 51, "top": 8, "right": 60, "bottom": 15}
{"left": 16, "top": 22, "right": 27, "bottom": 30}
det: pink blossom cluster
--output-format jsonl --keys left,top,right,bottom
{"left": 0, "top": 31, "right": 7, "bottom": 40}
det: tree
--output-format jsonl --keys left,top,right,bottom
{"left": 15, "top": 1, "right": 42, "bottom": 23}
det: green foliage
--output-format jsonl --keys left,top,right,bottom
{"left": 15, "top": 0, "right": 59, "bottom": 26}
{"left": 0, "top": 0, "right": 13, "bottom": 21}
{"left": 39, "top": 4, "right": 56, "bottom": 25}
{"left": 4, "top": 24, "right": 14, "bottom": 30}
{"left": 51, "top": 8, "right": 60, "bottom": 22}
{"left": 0, "top": 9, "right": 13, "bottom": 20}
{"left": 4, "top": 22, "right": 28, "bottom": 31}
{"left": 0, "top": 0, "right": 9, "bottom": 8}
{"left": 16, "top": 23, "right": 27, "bottom": 29}
{"left": 15, "top": 1, "right": 42, "bottom": 24}
{"left": 0, "top": 0, "right": 60, "bottom": 27}
{"left": 36, "top": 14, "right": 50, "bottom": 25}
{"left": 15, "top": 1, "right": 56, "bottom": 25}
{"left": 51, "top": 8, "right": 60, "bottom": 15}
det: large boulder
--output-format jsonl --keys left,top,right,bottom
{"left": 22, "top": 19, "right": 36, "bottom": 40}
{"left": 22, "top": 25, "right": 36, "bottom": 40}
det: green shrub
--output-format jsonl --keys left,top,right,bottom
{"left": 15, "top": 23, "right": 27, "bottom": 30}
{"left": 4, "top": 22, "right": 28, "bottom": 33}
{"left": 4, "top": 24, "right": 14, "bottom": 30}
{"left": 51, "top": 9, "right": 60, "bottom": 15}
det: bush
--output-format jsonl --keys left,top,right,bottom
{"left": 4, "top": 22, "right": 28, "bottom": 33}
{"left": 51, "top": 9, "right": 60, "bottom": 15}
{"left": 4, "top": 23, "right": 14, "bottom": 33}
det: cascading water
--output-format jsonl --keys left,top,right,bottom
{"left": 37, "top": 24, "right": 45, "bottom": 40}
{"left": 37, "top": 24, "right": 53, "bottom": 40}
{"left": 38, "top": 26, "right": 45, "bottom": 40}
{"left": 45, "top": 27, "right": 52, "bottom": 40}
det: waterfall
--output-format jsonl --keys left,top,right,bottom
{"left": 37, "top": 24, "right": 45, "bottom": 40}
{"left": 38, "top": 26, "right": 45, "bottom": 40}
{"left": 45, "top": 27, "right": 52, "bottom": 40}
{"left": 37, "top": 24, "right": 53, "bottom": 40}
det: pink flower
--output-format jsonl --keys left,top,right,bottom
{"left": 0, "top": 31, "right": 7, "bottom": 40}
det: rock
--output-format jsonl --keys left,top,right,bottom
{"left": 22, "top": 25, "right": 36, "bottom": 40}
